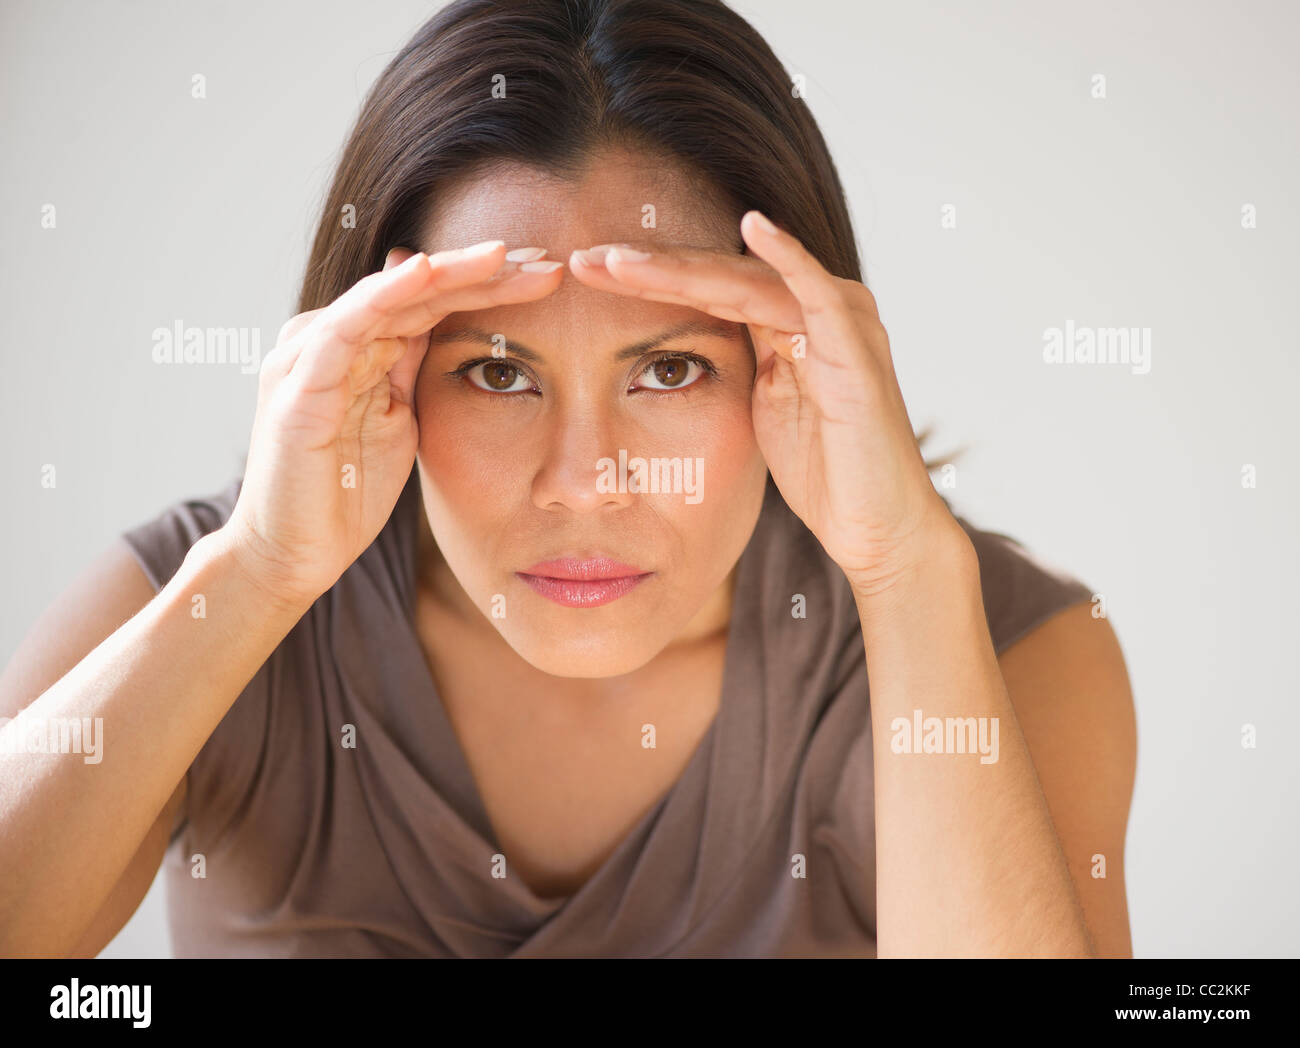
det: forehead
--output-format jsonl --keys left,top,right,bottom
{"left": 418, "top": 148, "right": 741, "bottom": 259}
{"left": 416, "top": 149, "right": 747, "bottom": 346}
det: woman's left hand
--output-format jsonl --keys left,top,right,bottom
{"left": 567, "top": 211, "right": 963, "bottom": 596}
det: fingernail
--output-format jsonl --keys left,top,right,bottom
{"left": 463, "top": 239, "right": 506, "bottom": 258}
{"left": 748, "top": 211, "right": 778, "bottom": 235}
{"left": 506, "top": 246, "right": 548, "bottom": 262}
{"left": 572, "top": 246, "right": 612, "bottom": 267}
{"left": 607, "top": 246, "right": 652, "bottom": 262}
{"left": 520, "top": 260, "right": 563, "bottom": 273}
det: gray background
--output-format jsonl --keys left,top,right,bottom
{"left": 2, "top": 0, "right": 1296, "bottom": 957}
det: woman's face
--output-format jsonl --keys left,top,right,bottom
{"left": 413, "top": 150, "right": 769, "bottom": 679}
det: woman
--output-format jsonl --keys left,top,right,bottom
{"left": 0, "top": 0, "right": 1136, "bottom": 958}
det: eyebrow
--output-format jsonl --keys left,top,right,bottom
{"left": 428, "top": 318, "right": 741, "bottom": 363}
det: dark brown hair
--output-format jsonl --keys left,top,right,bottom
{"left": 297, "top": 0, "right": 949, "bottom": 465}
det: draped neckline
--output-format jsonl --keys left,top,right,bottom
{"left": 329, "top": 472, "right": 783, "bottom": 951}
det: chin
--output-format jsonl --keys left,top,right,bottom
{"left": 494, "top": 618, "right": 664, "bottom": 679}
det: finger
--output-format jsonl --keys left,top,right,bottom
{"left": 367, "top": 244, "right": 518, "bottom": 400}
{"left": 259, "top": 308, "right": 325, "bottom": 388}
{"left": 346, "top": 336, "right": 406, "bottom": 395}
{"left": 384, "top": 246, "right": 416, "bottom": 271}
{"left": 386, "top": 332, "right": 429, "bottom": 408}
{"left": 738, "top": 211, "right": 865, "bottom": 360}
{"left": 372, "top": 245, "right": 419, "bottom": 394}
{"left": 263, "top": 239, "right": 425, "bottom": 389}
{"left": 388, "top": 258, "right": 567, "bottom": 402}
{"left": 293, "top": 251, "right": 433, "bottom": 391}
{"left": 293, "top": 241, "right": 506, "bottom": 391}
{"left": 383, "top": 257, "right": 565, "bottom": 337}
{"left": 280, "top": 309, "right": 323, "bottom": 343}
{"left": 745, "top": 322, "right": 806, "bottom": 370}
{"left": 569, "top": 242, "right": 806, "bottom": 333}
{"left": 571, "top": 243, "right": 813, "bottom": 367}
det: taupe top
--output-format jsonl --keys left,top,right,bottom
{"left": 121, "top": 469, "right": 1093, "bottom": 957}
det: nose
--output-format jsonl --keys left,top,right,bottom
{"left": 530, "top": 399, "right": 635, "bottom": 514}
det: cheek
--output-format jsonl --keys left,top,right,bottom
{"left": 415, "top": 365, "right": 526, "bottom": 466}
{"left": 641, "top": 382, "right": 759, "bottom": 478}
{"left": 413, "top": 383, "right": 529, "bottom": 531}
{"left": 627, "top": 391, "right": 766, "bottom": 557}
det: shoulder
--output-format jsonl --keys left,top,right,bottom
{"left": 117, "top": 477, "right": 262, "bottom": 849}
{"left": 952, "top": 513, "right": 1097, "bottom": 655}
{"left": 120, "top": 475, "right": 244, "bottom": 592}
{"left": 119, "top": 466, "right": 422, "bottom": 605}
{"left": 946, "top": 511, "right": 1134, "bottom": 817}
{"left": 995, "top": 595, "right": 1134, "bottom": 764}
{"left": 960, "top": 521, "right": 1137, "bottom": 958}
{"left": 943, "top": 510, "right": 1131, "bottom": 727}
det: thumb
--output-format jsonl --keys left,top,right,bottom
{"left": 380, "top": 245, "right": 429, "bottom": 409}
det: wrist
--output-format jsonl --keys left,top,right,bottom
{"left": 194, "top": 526, "right": 323, "bottom": 620}
{"left": 846, "top": 511, "right": 979, "bottom": 619}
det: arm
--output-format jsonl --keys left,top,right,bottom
{"left": 561, "top": 213, "right": 1138, "bottom": 956}
{"left": 1, "top": 240, "right": 563, "bottom": 958}
{"left": 0, "top": 529, "right": 312, "bottom": 957}
{"left": 995, "top": 598, "right": 1136, "bottom": 958}
{"left": 854, "top": 517, "right": 1135, "bottom": 957}
{"left": 0, "top": 537, "right": 185, "bottom": 959}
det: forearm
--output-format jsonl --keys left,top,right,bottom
{"left": 854, "top": 519, "right": 1095, "bottom": 958}
{"left": 0, "top": 527, "right": 311, "bottom": 956}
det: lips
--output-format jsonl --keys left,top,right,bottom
{"left": 516, "top": 556, "right": 653, "bottom": 608}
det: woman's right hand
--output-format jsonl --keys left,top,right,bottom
{"left": 220, "top": 240, "right": 563, "bottom": 610}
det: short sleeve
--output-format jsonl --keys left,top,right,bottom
{"left": 120, "top": 476, "right": 243, "bottom": 591}
{"left": 119, "top": 475, "right": 263, "bottom": 846}
{"left": 954, "top": 516, "right": 1096, "bottom": 655}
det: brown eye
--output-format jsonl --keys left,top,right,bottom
{"left": 637, "top": 355, "right": 705, "bottom": 391}
{"left": 466, "top": 359, "right": 531, "bottom": 393}
{"left": 483, "top": 362, "right": 517, "bottom": 390}
{"left": 653, "top": 357, "right": 688, "bottom": 386}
